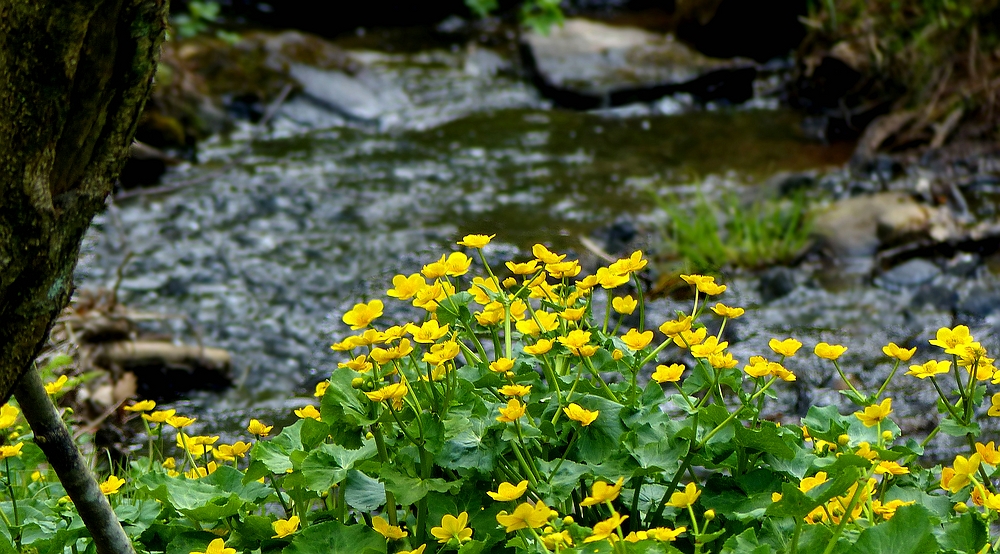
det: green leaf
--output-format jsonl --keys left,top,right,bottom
{"left": 734, "top": 422, "right": 794, "bottom": 460}
{"left": 847, "top": 505, "right": 939, "bottom": 554}
{"left": 457, "top": 540, "right": 486, "bottom": 554}
{"left": 534, "top": 459, "right": 590, "bottom": 500}
{"left": 301, "top": 441, "right": 378, "bottom": 491}
{"left": 282, "top": 521, "right": 386, "bottom": 554}
{"left": 573, "top": 394, "right": 626, "bottom": 465}
{"left": 720, "top": 528, "right": 775, "bottom": 554}
{"left": 934, "top": 510, "right": 988, "bottom": 552}
{"left": 437, "top": 414, "right": 497, "bottom": 472}
{"left": 344, "top": 469, "right": 385, "bottom": 512}
{"left": 321, "top": 368, "right": 376, "bottom": 426}
{"left": 381, "top": 468, "right": 461, "bottom": 506}
{"left": 229, "top": 515, "right": 277, "bottom": 551}
{"left": 137, "top": 471, "right": 245, "bottom": 521}
{"left": 939, "top": 417, "right": 980, "bottom": 437}
{"left": 801, "top": 405, "right": 850, "bottom": 442}
{"left": 166, "top": 531, "right": 219, "bottom": 554}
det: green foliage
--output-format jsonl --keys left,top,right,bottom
{"left": 652, "top": 190, "right": 813, "bottom": 274}
{"left": 464, "top": 0, "right": 564, "bottom": 34}
{"left": 1, "top": 240, "right": 998, "bottom": 553}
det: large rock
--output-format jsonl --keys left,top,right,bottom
{"left": 812, "top": 192, "right": 932, "bottom": 258}
{"left": 521, "top": 18, "right": 756, "bottom": 109}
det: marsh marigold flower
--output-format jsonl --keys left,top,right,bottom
{"left": 976, "top": 441, "right": 1000, "bottom": 465}
{"left": 387, "top": 273, "right": 426, "bottom": 300}
{"left": 672, "top": 327, "right": 707, "bottom": 349}
{"left": 595, "top": 267, "right": 629, "bottom": 289}
{"left": 0, "top": 405, "right": 19, "bottom": 429}
{"left": 372, "top": 516, "right": 408, "bottom": 540}
{"left": 532, "top": 244, "right": 565, "bottom": 264}
{"left": 397, "top": 546, "right": 426, "bottom": 554}
{"left": 711, "top": 303, "right": 744, "bottom": 319}
{"left": 769, "top": 338, "right": 802, "bottom": 357}
{"left": 906, "top": 360, "right": 951, "bottom": 379}
{"left": 580, "top": 477, "right": 624, "bottom": 506}
{"left": 854, "top": 398, "right": 892, "bottom": 427}
{"left": 100, "top": 475, "right": 126, "bottom": 495}
{"left": 659, "top": 316, "right": 692, "bottom": 336}
{"left": 190, "top": 538, "right": 236, "bottom": 554}
{"left": 652, "top": 363, "right": 684, "bottom": 383}
{"left": 496, "top": 501, "right": 554, "bottom": 532}
{"left": 584, "top": 512, "right": 628, "bottom": 543}
{"left": 339, "top": 355, "right": 373, "bottom": 373}
{"left": 612, "top": 295, "right": 637, "bottom": 315}
{"left": 124, "top": 400, "right": 156, "bottom": 413}
{"left": 649, "top": 527, "right": 686, "bottom": 542}
{"left": 490, "top": 358, "right": 515, "bottom": 373}
{"left": 488, "top": 480, "right": 529, "bottom": 502}
{"left": 365, "top": 383, "right": 408, "bottom": 403}
{"left": 930, "top": 325, "right": 975, "bottom": 351}
{"left": 882, "top": 342, "right": 916, "bottom": 362}
{"left": 167, "top": 415, "right": 196, "bottom": 428}
{"left": 941, "top": 454, "right": 981, "bottom": 493}
{"left": 621, "top": 329, "right": 654, "bottom": 351}
{"left": 523, "top": 339, "right": 553, "bottom": 356}
{"left": 44, "top": 375, "right": 69, "bottom": 395}
{"left": 314, "top": 381, "right": 330, "bottom": 398}
{"left": 690, "top": 335, "right": 727, "bottom": 358}
{"left": 0, "top": 443, "right": 23, "bottom": 460}
{"left": 989, "top": 392, "right": 1000, "bottom": 416}
{"left": 497, "top": 399, "right": 527, "bottom": 423}
{"left": 431, "top": 512, "right": 473, "bottom": 543}
{"left": 423, "top": 341, "right": 460, "bottom": 365}
{"left": 506, "top": 260, "right": 540, "bottom": 275}
{"left": 609, "top": 251, "right": 647, "bottom": 274}
{"left": 272, "top": 516, "right": 300, "bottom": 538}
{"left": 247, "top": 419, "right": 273, "bottom": 436}
{"left": 294, "top": 405, "right": 321, "bottom": 420}
{"left": 666, "top": 482, "right": 701, "bottom": 509}
{"left": 408, "top": 320, "right": 450, "bottom": 343}
{"left": 457, "top": 234, "right": 494, "bottom": 248}
{"left": 558, "top": 329, "right": 597, "bottom": 357}
{"left": 563, "top": 403, "right": 599, "bottom": 426}
{"left": 342, "top": 299, "right": 384, "bottom": 330}
{"left": 814, "top": 342, "right": 847, "bottom": 360}
{"left": 498, "top": 384, "right": 531, "bottom": 397}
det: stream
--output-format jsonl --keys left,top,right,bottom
{"left": 75, "top": 31, "right": 1000, "bottom": 458}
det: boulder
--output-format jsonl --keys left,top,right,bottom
{"left": 812, "top": 192, "right": 932, "bottom": 258}
{"left": 521, "top": 18, "right": 755, "bottom": 109}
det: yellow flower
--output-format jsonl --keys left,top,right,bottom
{"left": 769, "top": 338, "right": 803, "bottom": 357}
{"left": 523, "top": 340, "right": 553, "bottom": 356}
{"left": 100, "top": 475, "right": 126, "bottom": 495}
{"left": 743, "top": 360, "right": 771, "bottom": 378}
{"left": 595, "top": 267, "right": 630, "bottom": 289}
{"left": 874, "top": 461, "right": 910, "bottom": 476}
{"left": 372, "top": 515, "right": 408, "bottom": 540}
{"left": 515, "top": 311, "right": 559, "bottom": 336}
{"left": 190, "top": 538, "right": 236, "bottom": 554}
{"left": 370, "top": 338, "right": 414, "bottom": 364}
{"left": 497, "top": 399, "right": 526, "bottom": 423}
{"left": 444, "top": 252, "right": 472, "bottom": 276}
{"left": 710, "top": 303, "right": 744, "bottom": 318}
{"left": 558, "top": 329, "right": 597, "bottom": 357}
{"left": 272, "top": 516, "right": 300, "bottom": 538}
{"left": 666, "top": 482, "right": 701, "bottom": 509}
{"left": 609, "top": 251, "right": 647, "bottom": 274}
{"left": 44, "top": 375, "right": 69, "bottom": 395}
{"left": 580, "top": 477, "right": 624, "bottom": 506}
{"left": 365, "top": 383, "right": 408, "bottom": 403}
{"left": 387, "top": 273, "right": 426, "bottom": 300}
{"left": 989, "top": 392, "right": 1000, "bottom": 417}
{"left": 431, "top": 512, "right": 473, "bottom": 543}
{"left": 563, "top": 403, "right": 599, "bottom": 426}
{"left": 532, "top": 244, "right": 565, "bottom": 265}
{"left": 0, "top": 404, "right": 19, "bottom": 429}
{"left": 541, "top": 530, "right": 574, "bottom": 549}
{"left": 166, "top": 415, "right": 196, "bottom": 428}
{"left": 457, "top": 234, "right": 494, "bottom": 248}
{"left": 214, "top": 441, "right": 251, "bottom": 461}
{"left": 398, "top": 546, "right": 427, "bottom": 554}
{"left": 423, "top": 341, "right": 460, "bottom": 365}
{"left": 648, "top": 527, "right": 686, "bottom": 542}
{"left": 247, "top": 419, "right": 273, "bottom": 436}
{"left": 929, "top": 325, "right": 975, "bottom": 351}
{"left": 942, "top": 454, "right": 981, "bottom": 493}
{"left": 0, "top": 443, "right": 23, "bottom": 460}
{"left": 680, "top": 274, "right": 726, "bottom": 295}
{"left": 906, "top": 360, "right": 951, "bottom": 379}
{"left": 799, "top": 472, "right": 827, "bottom": 492}
{"left": 475, "top": 302, "right": 504, "bottom": 326}
{"left": 489, "top": 358, "right": 516, "bottom": 373}
{"left": 469, "top": 276, "right": 500, "bottom": 305}
{"left": 342, "top": 299, "right": 384, "bottom": 330}
{"left": 123, "top": 400, "right": 156, "bottom": 413}
{"left": 584, "top": 512, "right": 628, "bottom": 543}
{"left": 882, "top": 342, "right": 916, "bottom": 361}
{"left": 546, "top": 260, "right": 581, "bottom": 279}
{"left": 294, "top": 405, "right": 321, "bottom": 421}
{"left": 690, "top": 335, "right": 727, "bottom": 358}
{"left": 612, "top": 295, "right": 637, "bottom": 315}
{"left": 408, "top": 320, "right": 450, "bottom": 343}
{"left": 560, "top": 307, "right": 586, "bottom": 321}
{"left": 488, "top": 480, "right": 529, "bottom": 502}
{"left": 652, "top": 364, "right": 684, "bottom": 383}
{"left": 498, "top": 384, "right": 531, "bottom": 397}
{"left": 506, "top": 260, "right": 540, "bottom": 275}
{"left": 976, "top": 441, "right": 1000, "bottom": 465}
{"left": 983, "top": 493, "right": 1000, "bottom": 512}
{"left": 673, "top": 327, "right": 707, "bottom": 349}
{"left": 496, "top": 500, "right": 553, "bottom": 532}
{"left": 621, "top": 329, "right": 654, "bottom": 351}
{"left": 814, "top": 342, "right": 847, "bottom": 360}
{"left": 872, "top": 499, "right": 915, "bottom": 520}
{"left": 853, "top": 398, "right": 892, "bottom": 427}
{"left": 314, "top": 381, "right": 330, "bottom": 398}
{"left": 177, "top": 433, "right": 219, "bottom": 455}
{"left": 708, "top": 352, "right": 739, "bottom": 369}
{"left": 658, "top": 316, "right": 692, "bottom": 336}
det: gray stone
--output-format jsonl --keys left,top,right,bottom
{"left": 812, "top": 192, "right": 931, "bottom": 258}
{"left": 875, "top": 258, "right": 941, "bottom": 291}
{"left": 287, "top": 64, "right": 409, "bottom": 124}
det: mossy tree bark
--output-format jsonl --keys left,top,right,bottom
{"left": 0, "top": 1, "right": 167, "bottom": 553}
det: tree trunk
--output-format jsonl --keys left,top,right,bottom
{"left": 0, "top": 0, "right": 167, "bottom": 402}
{"left": 0, "top": 2, "right": 168, "bottom": 553}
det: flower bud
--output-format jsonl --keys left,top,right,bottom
{"left": 351, "top": 377, "right": 365, "bottom": 389}
{"left": 881, "top": 430, "right": 893, "bottom": 441}
{"left": 544, "top": 526, "right": 555, "bottom": 534}
{"left": 562, "top": 516, "right": 574, "bottom": 525}
{"left": 837, "top": 434, "right": 849, "bottom": 446}
{"left": 955, "top": 502, "right": 969, "bottom": 513}
{"left": 502, "top": 277, "right": 517, "bottom": 288}
{"left": 365, "top": 431, "right": 374, "bottom": 440}
{"left": 704, "top": 509, "right": 716, "bottom": 521}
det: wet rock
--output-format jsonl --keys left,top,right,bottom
{"left": 874, "top": 258, "right": 941, "bottom": 291}
{"left": 758, "top": 266, "right": 797, "bottom": 302}
{"left": 812, "top": 192, "right": 931, "bottom": 258}
{"left": 910, "top": 283, "right": 959, "bottom": 312}
{"left": 521, "top": 18, "right": 755, "bottom": 109}
{"left": 956, "top": 286, "right": 1000, "bottom": 322}
{"left": 286, "top": 64, "right": 409, "bottom": 125}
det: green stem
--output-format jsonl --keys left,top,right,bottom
{"left": 583, "top": 356, "right": 619, "bottom": 402}
{"left": 548, "top": 430, "right": 578, "bottom": 480}
{"left": 875, "top": 360, "right": 901, "bottom": 399}
{"left": 632, "top": 273, "right": 645, "bottom": 333}
{"left": 822, "top": 475, "right": 869, "bottom": 554}
{"left": 371, "top": 424, "right": 399, "bottom": 526}
{"left": 929, "top": 376, "right": 963, "bottom": 421}
{"left": 831, "top": 360, "right": 863, "bottom": 401}
{"left": 266, "top": 474, "right": 291, "bottom": 518}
